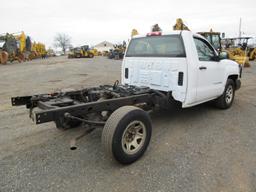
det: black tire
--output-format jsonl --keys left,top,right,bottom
{"left": 54, "top": 116, "right": 82, "bottom": 130}
{"left": 88, "top": 53, "right": 94, "bottom": 58}
{"left": 102, "top": 106, "right": 152, "bottom": 164}
{"left": 215, "top": 79, "right": 235, "bottom": 109}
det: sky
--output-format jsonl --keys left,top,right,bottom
{"left": 1, "top": 0, "right": 256, "bottom": 49}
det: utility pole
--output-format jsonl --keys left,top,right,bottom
{"left": 238, "top": 18, "right": 242, "bottom": 38}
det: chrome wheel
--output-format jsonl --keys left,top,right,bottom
{"left": 122, "top": 120, "right": 146, "bottom": 155}
{"left": 225, "top": 85, "right": 233, "bottom": 104}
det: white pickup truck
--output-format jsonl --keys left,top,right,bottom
{"left": 12, "top": 30, "right": 241, "bottom": 164}
{"left": 123, "top": 30, "right": 241, "bottom": 108}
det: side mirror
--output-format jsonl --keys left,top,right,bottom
{"left": 221, "top": 33, "right": 225, "bottom": 38}
{"left": 219, "top": 51, "right": 228, "bottom": 60}
{"left": 211, "top": 55, "right": 220, "bottom": 61}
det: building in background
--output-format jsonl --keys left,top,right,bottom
{"left": 93, "top": 41, "right": 114, "bottom": 52}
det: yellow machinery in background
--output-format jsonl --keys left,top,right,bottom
{"left": 13, "top": 31, "right": 33, "bottom": 61}
{"left": 173, "top": 18, "right": 190, "bottom": 31}
{"left": 15, "top": 31, "right": 26, "bottom": 53}
{"left": 222, "top": 37, "right": 252, "bottom": 67}
{"left": 131, "top": 29, "right": 139, "bottom": 37}
{"left": 198, "top": 30, "right": 250, "bottom": 67}
{"left": 30, "top": 41, "right": 47, "bottom": 59}
{"left": 68, "top": 45, "right": 94, "bottom": 58}
{"left": 108, "top": 41, "right": 126, "bottom": 60}
{"left": 90, "top": 48, "right": 99, "bottom": 56}
{"left": 248, "top": 47, "right": 256, "bottom": 61}
{"left": 197, "top": 29, "right": 222, "bottom": 52}
{"left": 0, "top": 31, "right": 47, "bottom": 63}
{"left": 35, "top": 42, "right": 47, "bottom": 58}
{"left": 172, "top": 18, "right": 251, "bottom": 67}
{"left": 0, "top": 32, "right": 23, "bottom": 62}
{"left": 237, "top": 37, "right": 256, "bottom": 61}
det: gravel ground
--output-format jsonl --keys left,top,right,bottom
{"left": 0, "top": 56, "right": 256, "bottom": 192}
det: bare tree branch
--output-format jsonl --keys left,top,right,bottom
{"left": 54, "top": 33, "right": 71, "bottom": 54}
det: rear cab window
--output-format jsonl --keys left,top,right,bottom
{"left": 126, "top": 35, "right": 186, "bottom": 57}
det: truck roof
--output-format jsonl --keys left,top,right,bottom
{"left": 132, "top": 30, "right": 204, "bottom": 39}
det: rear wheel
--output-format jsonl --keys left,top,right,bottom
{"left": 215, "top": 79, "right": 235, "bottom": 109}
{"left": 102, "top": 106, "right": 152, "bottom": 164}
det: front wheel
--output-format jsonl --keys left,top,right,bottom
{"left": 215, "top": 79, "right": 235, "bottom": 109}
{"left": 102, "top": 106, "right": 152, "bottom": 164}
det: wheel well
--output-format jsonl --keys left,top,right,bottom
{"left": 228, "top": 75, "right": 238, "bottom": 88}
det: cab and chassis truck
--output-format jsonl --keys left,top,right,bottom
{"left": 12, "top": 31, "right": 242, "bottom": 164}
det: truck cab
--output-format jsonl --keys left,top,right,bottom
{"left": 122, "top": 30, "right": 241, "bottom": 108}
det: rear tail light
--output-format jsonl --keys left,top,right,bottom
{"left": 147, "top": 32, "right": 162, "bottom": 36}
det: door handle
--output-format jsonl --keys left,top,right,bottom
{"left": 199, "top": 66, "right": 207, "bottom": 70}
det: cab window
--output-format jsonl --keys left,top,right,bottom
{"left": 126, "top": 35, "right": 186, "bottom": 57}
{"left": 194, "top": 37, "right": 216, "bottom": 61}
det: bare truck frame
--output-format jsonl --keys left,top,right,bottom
{"left": 12, "top": 82, "right": 163, "bottom": 164}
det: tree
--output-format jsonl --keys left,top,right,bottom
{"left": 54, "top": 33, "right": 71, "bottom": 54}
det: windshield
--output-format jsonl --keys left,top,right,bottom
{"left": 126, "top": 35, "right": 186, "bottom": 57}
{"left": 211, "top": 35, "right": 221, "bottom": 50}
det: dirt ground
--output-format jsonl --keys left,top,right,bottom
{"left": 0, "top": 56, "right": 256, "bottom": 192}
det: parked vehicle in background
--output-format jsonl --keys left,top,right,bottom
{"left": 108, "top": 42, "right": 126, "bottom": 60}
{"left": 68, "top": 45, "right": 94, "bottom": 58}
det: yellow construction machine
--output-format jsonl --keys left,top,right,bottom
{"left": 0, "top": 31, "right": 47, "bottom": 63}
{"left": 0, "top": 39, "right": 8, "bottom": 64}
{"left": 131, "top": 29, "right": 139, "bottom": 37}
{"left": 222, "top": 37, "right": 252, "bottom": 67}
{"left": 29, "top": 42, "right": 47, "bottom": 59}
{"left": 0, "top": 33, "right": 22, "bottom": 62}
{"left": 197, "top": 30, "right": 250, "bottom": 66}
{"left": 35, "top": 42, "right": 47, "bottom": 58}
{"left": 68, "top": 45, "right": 94, "bottom": 58}
{"left": 173, "top": 18, "right": 190, "bottom": 31}
{"left": 90, "top": 48, "right": 99, "bottom": 56}
{"left": 13, "top": 31, "right": 34, "bottom": 61}
{"left": 172, "top": 19, "right": 251, "bottom": 67}
{"left": 0, "top": 31, "right": 33, "bottom": 62}
{"left": 108, "top": 42, "right": 126, "bottom": 60}
{"left": 243, "top": 37, "right": 256, "bottom": 61}
{"left": 197, "top": 29, "right": 222, "bottom": 52}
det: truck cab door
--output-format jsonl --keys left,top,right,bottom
{"left": 194, "top": 37, "right": 224, "bottom": 102}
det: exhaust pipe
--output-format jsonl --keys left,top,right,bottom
{"left": 69, "top": 127, "right": 96, "bottom": 150}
